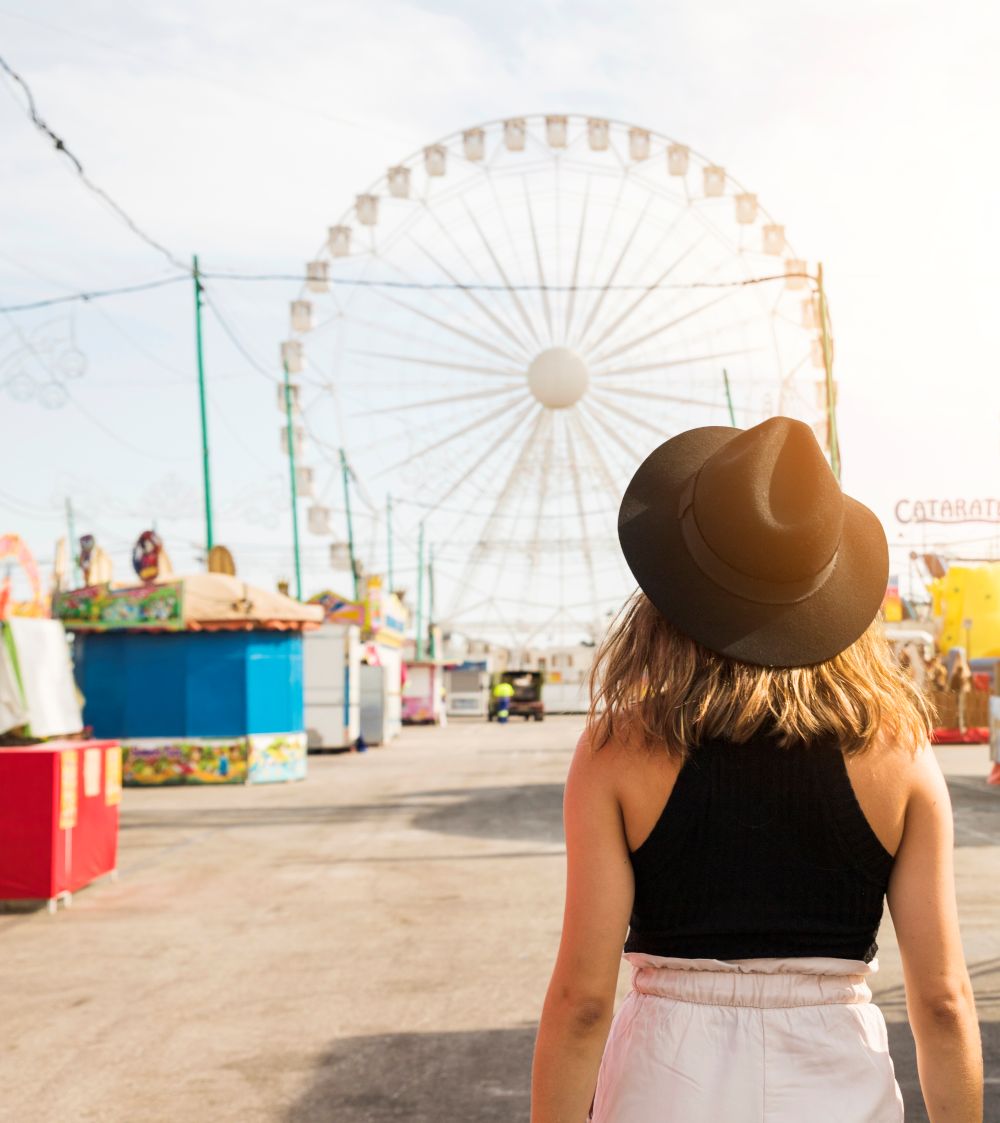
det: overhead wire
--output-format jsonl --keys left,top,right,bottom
{"left": 0, "top": 52, "right": 188, "bottom": 272}
{"left": 0, "top": 270, "right": 814, "bottom": 315}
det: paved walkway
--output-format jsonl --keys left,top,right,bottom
{"left": 0, "top": 717, "right": 996, "bottom": 1121}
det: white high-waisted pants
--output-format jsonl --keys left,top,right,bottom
{"left": 588, "top": 953, "right": 904, "bottom": 1122}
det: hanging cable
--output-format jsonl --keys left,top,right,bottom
{"left": 0, "top": 270, "right": 816, "bottom": 314}
{"left": 0, "top": 52, "right": 189, "bottom": 271}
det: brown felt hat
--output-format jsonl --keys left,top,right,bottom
{"left": 617, "top": 416, "right": 889, "bottom": 667}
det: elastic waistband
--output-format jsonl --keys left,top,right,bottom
{"left": 624, "top": 953, "right": 877, "bottom": 1009}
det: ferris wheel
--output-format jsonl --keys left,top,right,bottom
{"left": 282, "top": 114, "right": 829, "bottom": 646}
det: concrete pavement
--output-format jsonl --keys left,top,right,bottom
{"left": 0, "top": 717, "right": 996, "bottom": 1122}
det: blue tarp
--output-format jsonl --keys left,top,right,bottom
{"left": 75, "top": 630, "right": 303, "bottom": 738}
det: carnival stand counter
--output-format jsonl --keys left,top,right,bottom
{"left": 55, "top": 574, "right": 323, "bottom": 787}
{"left": 0, "top": 739, "right": 121, "bottom": 910}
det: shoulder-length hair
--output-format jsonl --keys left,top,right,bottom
{"left": 587, "top": 590, "right": 933, "bottom": 758}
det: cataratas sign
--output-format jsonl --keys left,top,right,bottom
{"left": 895, "top": 498, "right": 1000, "bottom": 525}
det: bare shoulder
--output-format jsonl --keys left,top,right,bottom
{"left": 843, "top": 725, "right": 927, "bottom": 858}
{"left": 576, "top": 712, "right": 679, "bottom": 802}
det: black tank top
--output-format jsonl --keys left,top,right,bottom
{"left": 623, "top": 732, "right": 894, "bottom": 963}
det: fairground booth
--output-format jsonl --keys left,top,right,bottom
{"left": 304, "top": 576, "right": 404, "bottom": 749}
{"left": 55, "top": 572, "right": 323, "bottom": 786}
{"left": 0, "top": 534, "right": 121, "bottom": 911}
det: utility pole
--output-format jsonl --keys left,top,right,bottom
{"left": 65, "top": 497, "right": 79, "bottom": 586}
{"left": 339, "top": 448, "right": 359, "bottom": 601}
{"left": 428, "top": 541, "right": 436, "bottom": 660}
{"left": 282, "top": 358, "right": 303, "bottom": 601}
{"left": 192, "top": 254, "right": 214, "bottom": 554}
{"left": 722, "top": 369, "right": 736, "bottom": 426}
{"left": 415, "top": 520, "right": 425, "bottom": 661}
{"left": 386, "top": 494, "right": 394, "bottom": 592}
{"left": 816, "top": 263, "right": 841, "bottom": 483}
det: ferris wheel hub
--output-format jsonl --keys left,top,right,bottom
{"left": 526, "top": 347, "right": 589, "bottom": 409}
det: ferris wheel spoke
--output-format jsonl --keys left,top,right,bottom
{"left": 575, "top": 173, "right": 628, "bottom": 337}
{"left": 589, "top": 391, "right": 675, "bottom": 439}
{"left": 485, "top": 171, "right": 551, "bottom": 344}
{"left": 522, "top": 180, "right": 554, "bottom": 342}
{"left": 599, "top": 383, "right": 749, "bottom": 417}
{"left": 417, "top": 200, "right": 523, "bottom": 335}
{"left": 375, "top": 397, "right": 534, "bottom": 477}
{"left": 590, "top": 321, "right": 761, "bottom": 373}
{"left": 581, "top": 236, "right": 705, "bottom": 356}
{"left": 444, "top": 408, "right": 548, "bottom": 616}
{"left": 563, "top": 418, "right": 601, "bottom": 634}
{"left": 371, "top": 288, "right": 525, "bottom": 365}
{"left": 425, "top": 400, "right": 540, "bottom": 512}
{"left": 348, "top": 350, "right": 522, "bottom": 379}
{"left": 594, "top": 347, "right": 759, "bottom": 381}
{"left": 527, "top": 411, "right": 556, "bottom": 566}
{"left": 462, "top": 199, "right": 545, "bottom": 350}
{"left": 409, "top": 237, "right": 534, "bottom": 357}
{"left": 589, "top": 289, "right": 737, "bottom": 367}
{"left": 368, "top": 247, "right": 527, "bottom": 359}
{"left": 357, "top": 383, "right": 522, "bottom": 416}
{"left": 569, "top": 408, "right": 626, "bottom": 504}
{"left": 338, "top": 314, "right": 511, "bottom": 367}
{"left": 571, "top": 196, "right": 653, "bottom": 351}
{"left": 562, "top": 177, "right": 591, "bottom": 344}
{"left": 579, "top": 400, "right": 654, "bottom": 464}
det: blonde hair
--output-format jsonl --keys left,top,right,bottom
{"left": 588, "top": 591, "right": 933, "bottom": 758}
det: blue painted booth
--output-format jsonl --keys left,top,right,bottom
{"left": 74, "top": 629, "right": 307, "bottom": 786}
{"left": 76, "top": 631, "right": 303, "bottom": 739}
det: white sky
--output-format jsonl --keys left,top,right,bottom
{"left": 1, "top": 0, "right": 998, "bottom": 619}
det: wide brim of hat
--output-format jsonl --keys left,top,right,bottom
{"left": 618, "top": 426, "right": 889, "bottom": 667}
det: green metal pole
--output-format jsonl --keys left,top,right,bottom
{"left": 386, "top": 494, "right": 394, "bottom": 592}
{"left": 428, "top": 541, "right": 436, "bottom": 660}
{"left": 817, "top": 263, "right": 841, "bottom": 482}
{"left": 415, "top": 520, "right": 425, "bottom": 661}
{"left": 192, "top": 254, "right": 214, "bottom": 554}
{"left": 65, "top": 497, "right": 80, "bottom": 587}
{"left": 722, "top": 369, "right": 737, "bottom": 426}
{"left": 282, "top": 359, "right": 303, "bottom": 601}
{"left": 340, "top": 448, "right": 359, "bottom": 600}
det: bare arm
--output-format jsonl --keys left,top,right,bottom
{"left": 531, "top": 730, "right": 635, "bottom": 1123}
{"left": 886, "top": 744, "right": 983, "bottom": 1122}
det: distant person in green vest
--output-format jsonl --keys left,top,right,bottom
{"left": 493, "top": 680, "right": 514, "bottom": 724}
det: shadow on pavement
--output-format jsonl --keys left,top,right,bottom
{"left": 411, "top": 784, "right": 565, "bottom": 845}
{"left": 946, "top": 776, "right": 1000, "bottom": 847}
{"left": 283, "top": 1014, "right": 998, "bottom": 1122}
{"left": 285, "top": 1025, "right": 536, "bottom": 1122}
{"left": 116, "top": 784, "right": 568, "bottom": 846}
{"left": 119, "top": 773, "right": 999, "bottom": 852}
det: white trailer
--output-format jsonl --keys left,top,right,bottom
{"left": 303, "top": 624, "right": 361, "bottom": 749}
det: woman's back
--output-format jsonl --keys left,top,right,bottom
{"left": 616, "top": 731, "right": 904, "bottom": 962}
{"left": 616, "top": 723, "right": 908, "bottom": 851}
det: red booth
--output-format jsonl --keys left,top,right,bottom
{"left": 0, "top": 740, "right": 121, "bottom": 911}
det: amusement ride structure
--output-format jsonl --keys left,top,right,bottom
{"left": 281, "top": 114, "right": 831, "bottom": 645}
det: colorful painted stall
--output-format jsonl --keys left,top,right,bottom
{"left": 56, "top": 574, "right": 322, "bottom": 786}
{"left": 402, "top": 661, "right": 447, "bottom": 725}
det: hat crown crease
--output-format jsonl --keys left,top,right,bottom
{"left": 695, "top": 419, "right": 843, "bottom": 584}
